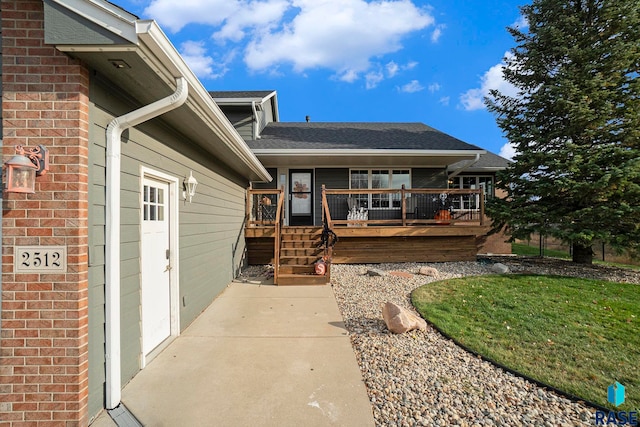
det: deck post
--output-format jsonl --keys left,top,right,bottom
{"left": 245, "top": 186, "right": 251, "bottom": 226}
{"left": 401, "top": 184, "right": 406, "bottom": 226}
{"left": 480, "top": 190, "right": 485, "bottom": 226}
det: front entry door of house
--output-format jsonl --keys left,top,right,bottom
{"left": 141, "top": 177, "right": 171, "bottom": 355}
{"left": 289, "top": 170, "right": 313, "bottom": 226}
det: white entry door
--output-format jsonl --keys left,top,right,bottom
{"left": 141, "top": 177, "right": 171, "bottom": 355}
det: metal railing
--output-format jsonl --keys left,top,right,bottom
{"left": 246, "top": 188, "right": 284, "bottom": 227}
{"left": 322, "top": 186, "right": 485, "bottom": 227}
{"left": 247, "top": 188, "right": 285, "bottom": 282}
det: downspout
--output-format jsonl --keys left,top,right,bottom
{"left": 448, "top": 153, "right": 481, "bottom": 180}
{"left": 105, "top": 76, "right": 188, "bottom": 409}
{"left": 251, "top": 101, "right": 259, "bottom": 140}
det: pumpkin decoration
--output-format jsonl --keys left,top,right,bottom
{"left": 434, "top": 209, "right": 451, "bottom": 225}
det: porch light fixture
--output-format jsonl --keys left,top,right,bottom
{"left": 4, "top": 145, "right": 49, "bottom": 194}
{"left": 183, "top": 171, "right": 198, "bottom": 203}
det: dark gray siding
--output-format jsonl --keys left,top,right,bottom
{"left": 314, "top": 168, "right": 349, "bottom": 226}
{"left": 219, "top": 106, "right": 254, "bottom": 141}
{"left": 252, "top": 168, "right": 277, "bottom": 190}
{"left": 88, "top": 74, "right": 250, "bottom": 419}
{"left": 412, "top": 168, "right": 447, "bottom": 188}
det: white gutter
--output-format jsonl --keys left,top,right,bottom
{"left": 104, "top": 77, "right": 188, "bottom": 409}
{"left": 448, "top": 153, "right": 482, "bottom": 179}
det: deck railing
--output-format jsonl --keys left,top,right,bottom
{"left": 322, "top": 186, "right": 485, "bottom": 227}
{"left": 246, "top": 188, "right": 284, "bottom": 227}
{"left": 247, "top": 187, "right": 285, "bottom": 282}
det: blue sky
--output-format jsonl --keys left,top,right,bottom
{"left": 112, "top": 0, "right": 527, "bottom": 159}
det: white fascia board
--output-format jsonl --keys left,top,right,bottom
{"left": 252, "top": 149, "right": 486, "bottom": 157}
{"left": 49, "top": 0, "right": 138, "bottom": 43}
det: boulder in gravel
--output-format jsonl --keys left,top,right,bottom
{"left": 389, "top": 271, "right": 413, "bottom": 278}
{"left": 418, "top": 267, "right": 439, "bottom": 277}
{"left": 367, "top": 268, "right": 386, "bottom": 277}
{"left": 491, "top": 263, "right": 510, "bottom": 274}
{"left": 382, "top": 302, "right": 427, "bottom": 334}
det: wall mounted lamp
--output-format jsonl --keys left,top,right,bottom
{"left": 183, "top": 171, "right": 198, "bottom": 203}
{"left": 4, "top": 145, "right": 49, "bottom": 194}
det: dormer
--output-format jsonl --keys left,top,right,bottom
{"left": 209, "top": 90, "right": 279, "bottom": 141}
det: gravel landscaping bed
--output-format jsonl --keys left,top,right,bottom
{"left": 330, "top": 258, "right": 640, "bottom": 427}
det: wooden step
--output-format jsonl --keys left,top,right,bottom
{"left": 280, "top": 247, "right": 323, "bottom": 257}
{"left": 280, "top": 239, "right": 320, "bottom": 248}
{"left": 281, "top": 233, "right": 321, "bottom": 241}
{"left": 279, "top": 264, "right": 316, "bottom": 275}
{"left": 279, "top": 255, "right": 320, "bottom": 265}
{"left": 277, "top": 273, "right": 328, "bottom": 286}
{"left": 282, "top": 226, "right": 322, "bottom": 235}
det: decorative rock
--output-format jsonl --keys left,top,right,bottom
{"left": 367, "top": 268, "right": 386, "bottom": 277}
{"left": 382, "top": 302, "right": 427, "bottom": 334}
{"left": 418, "top": 267, "right": 439, "bottom": 277}
{"left": 389, "top": 271, "right": 413, "bottom": 279}
{"left": 490, "top": 263, "right": 510, "bottom": 274}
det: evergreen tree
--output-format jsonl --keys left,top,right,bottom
{"left": 486, "top": 0, "right": 640, "bottom": 264}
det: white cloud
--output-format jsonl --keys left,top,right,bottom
{"left": 431, "top": 24, "right": 446, "bottom": 43}
{"left": 512, "top": 15, "right": 529, "bottom": 30}
{"left": 244, "top": 0, "right": 434, "bottom": 79}
{"left": 386, "top": 61, "right": 400, "bottom": 78}
{"left": 398, "top": 80, "right": 424, "bottom": 93}
{"left": 439, "top": 96, "right": 450, "bottom": 106}
{"left": 213, "top": 1, "right": 290, "bottom": 42}
{"left": 179, "top": 40, "right": 233, "bottom": 79}
{"left": 145, "top": 0, "right": 434, "bottom": 83}
{"left": 459, "top": 51, "right": 519, "bottom": 111}
{"left": 365, "top": 71, "right": 384, "bottom": 89}
{"left": 428, "top": 82, "right": 440, "bottom": 93}
{"left": 144, "top": 0, "right": 237, "bottom": 33}
{"left": 499, "top": 141, "right": 517, "bottom": 160}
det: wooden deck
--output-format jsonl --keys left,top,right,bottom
{"left": 245, "top": 186, "right": 493, "bottom": 283}
{"left": 246, "top": 224, "right": 489, "bottom": 264}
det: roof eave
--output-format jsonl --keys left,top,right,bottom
{"left": 51, "top": 1, "right": 271, "bottom": 183}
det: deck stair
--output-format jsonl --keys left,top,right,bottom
{"left": 277, "top": 226, "right": 329, "bottom": 286}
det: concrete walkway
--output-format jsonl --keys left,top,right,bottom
{"left": 93, "top": 279, "right": 374, "bottom": 426}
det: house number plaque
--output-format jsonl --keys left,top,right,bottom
{"left": 15, "top": 246, "right": 67, "bottom": 273}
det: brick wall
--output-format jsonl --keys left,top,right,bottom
{"left": 1, "top": 1, "right": 90, "bottom": 425}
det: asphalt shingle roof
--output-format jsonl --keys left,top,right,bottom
{"left": 249, "top": 122, "right": 483, "bottom": 151}
{"left": 449, "top": 151, "right": 512, "bottom": 170}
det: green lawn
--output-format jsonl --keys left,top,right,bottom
{"left": 512, "top": 242, "right": 571, "bottom": 259}
{"left": 411, "top": 275, "right": 639, "bottom": 411}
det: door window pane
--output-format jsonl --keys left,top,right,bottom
{"left": 391, "top": 170, "right": 410, "bottom": 207}
{"left": 371, "top": 170, "right": 389, "bottom": 208}
{"left": 143, "top": 184, "right": 166, "bottom": 222}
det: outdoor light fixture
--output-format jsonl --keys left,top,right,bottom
{"left": 4, "top": 145, "right": 49, "bottom": 194}
{"left": 183, "top": 171, "right": 198, "bottom": 203}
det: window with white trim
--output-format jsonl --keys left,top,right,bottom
{"left": 349, "top": 169, "right": 411, "bottom": 209}
{"left": 449, "top": 175, "right": 494, "bottom": 210}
